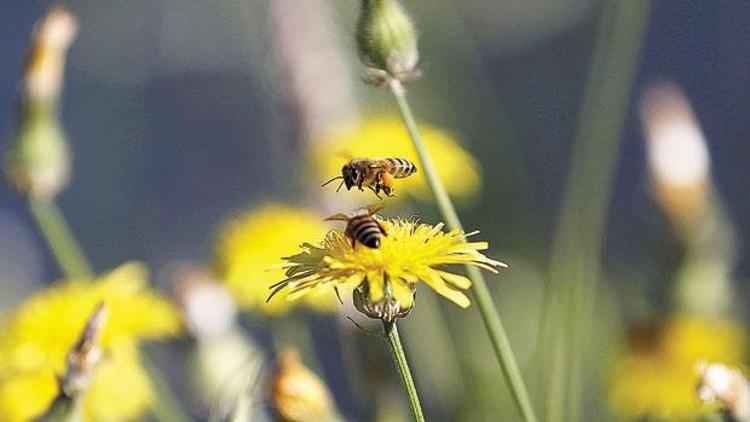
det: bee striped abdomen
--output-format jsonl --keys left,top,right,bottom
{"left": 348, "top": 215, "right": 383, "bottom": 249}
{"left": 386, "top": 158, "right": 417, "bottom": 179}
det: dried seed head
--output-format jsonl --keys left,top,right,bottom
{"left": 352, "top": 278, "right": 415, "bottom": 322}
{"left": 356, "top": 0, "right": 420, "bottom": 83}
{"left": 62, "top": 303, "right": 107, "bottom": 398}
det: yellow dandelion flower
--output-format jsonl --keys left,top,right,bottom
{"left": 270, "top": 218, "right": 505, "bottom": 311}
{"left": 609, "top": 316, "right": 746, "bottom": 420}
{"left": 215, "top": 204, "right": 337, "bottom": 315}
{"left": 312, "top": 117, "right": 480, "bottom": 201}
{"left": 0, "top": 262, "right": 181, "bottom": 422}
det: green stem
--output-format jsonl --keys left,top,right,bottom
{"left": 141, "top": 353, "right": 193, "bottom": 422}
{"left": 38, "top": 394, "right": 83, "bottom": 422}
{"left": 26, "top": 198, "right": 190, "bottom": 422}
{"left": 28, "top": 198, "right": 94, "bottom": 280}
{"left": 388, "top": 80, "right": 537, "bottom": 422}
{"left": 382, "top": 320, "right": 425, "bottom": 422}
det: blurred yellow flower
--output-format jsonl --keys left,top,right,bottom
{"left": 312, "top": 117, "right": 480, "bottom": 201}
{"left": 271, "top": 218, "right": 505, "bottom": 310}
{"left": 609, "top": 316, "right": 746, "bottom": 420}
{"left": 215, "top": 204, "right": 337, "bottom": 315}
{"left": 0, "top": 262, "right": 181, "bottom": 422}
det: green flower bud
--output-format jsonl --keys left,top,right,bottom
{"left": 5, "top": 103, "right": 71, "bottom": 199}
{"left": 356, "top": 0, "right": 420, "bottom": 82}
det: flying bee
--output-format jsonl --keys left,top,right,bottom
{"left": 321, "top": 157, "right": 418, "bottom": 198}
{"left": 325, "top": 204, "right": 388, "bottom": 249}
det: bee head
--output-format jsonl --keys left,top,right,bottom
{"left": 342, "top": 165, "right": 358, "bottom": 190}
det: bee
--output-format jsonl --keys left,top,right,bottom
{"left": 325, "top": 204, "right": 387, "bottom": 249}
{"left": 321, "top": 157, "right": 418, "bottom": 198}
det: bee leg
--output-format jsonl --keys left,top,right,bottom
{"left": 372, "top": 185, "right": 383, "bottom": 200}
{"left": 376, "top": 220, "right": 388, "bottom": 236}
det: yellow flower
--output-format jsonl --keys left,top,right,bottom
{"left": 271, "top": 218, "right": 505, "bottom": 310}
{"left": 215, "top": 204, "right": 337, "bottom": 315}
{"left": 609, "top": 316, "right": 746, "bottom": 420}
{"left": 312, "top": 117, "right": 480, "bottom": 201}
{"left": 0, "top": 262, "right": 181, "bottom": 422}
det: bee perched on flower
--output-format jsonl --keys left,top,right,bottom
{"left": 269, "top": 214, "right": 506, "bottom": 322}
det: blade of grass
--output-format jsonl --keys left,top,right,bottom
{"left": 541, "top": 1, "right": 652, "bottom": 420}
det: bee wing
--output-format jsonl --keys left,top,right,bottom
{"left": 368, "top": 159, "right": 393, "bottom": 171}
{"left": 334, "top": 149, "right": 354, "bottom": 160}
{"left": 366, "top": 203, "right": 384, "bottom": 215}
{"left": 324, "top": 213, "right": 350, "bottom": 222}
{"left": 376, "top": 219, "right": 388, "bottom": 236}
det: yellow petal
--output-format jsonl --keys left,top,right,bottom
{"left": 437, "top": 271, "right": 472, "bottom": 289}
{"left": 367, "top": 271, "right": 385, "bottom": 302}
{"left": 419, "top": 269, "right": 471, "bottom": 308}
{"left": 391, "top": 279, "right": 414, "bottom": 308}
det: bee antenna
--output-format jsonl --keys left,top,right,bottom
{"left": 321, "top": 175, "right": 343, "bottom": 188}
{"left": 335, "top": 180, "right": 345, "bottom": 192}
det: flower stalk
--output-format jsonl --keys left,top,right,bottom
{"left": 29, "top": 199, "right": 94, "bottom": 280}
{"left": 382, "top": 320, "right": 425, "bottom": 422}
{"left": 388, "top": 79, "right": 537, "bottom": 422}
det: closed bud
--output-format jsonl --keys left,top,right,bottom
{"left": 353, "top": 279, "right": 415, "bottom": 322}
{"left": 6, "top": 104, "right": 71, "bottom": 199}
{"left": 5, "top": 6, "right": 76, "bottom": 199}
{"left": 271, "top": 350, "right": 339, "bottom": 422}
{"left": 356, "top": 0, "right": 420, "bottom": 83}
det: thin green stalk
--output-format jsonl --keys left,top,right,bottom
{"left": 269, "top": 314, "right": 322, "bottom": 373}
{"left": 382, "top": 320, "right": 425, "bottom": 422}
{"left": 28, "top": 198, "right": 94, "bottom": 280}
{"left": 388, "top": 80, "right": 537, "bottom": 422}
{"left": 39, "top": 394, "right": 83, "bottom": 422}
{"left": 26, "top": 198, "right": 191, "bottom": 422}
{"left": 141, "top": 354, "right": 193, "bottom": 422}
{"left": 542, "top": 1, "right": 652, "bottom": 421}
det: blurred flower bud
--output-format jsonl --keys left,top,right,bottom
{"left": 5, "top": 105, "right": 71, "bottom": 199}
{"left": 356, "top": 0, "right": 419, "bottom": 83}
{"left": 172, "top": 263, "right": 264, "bottom": 419}
{"left": 640, "top": 83, "right": 710, "bottom": 232}
{"left": 352, "top": 280, "right": 415, "bottom": 322}
{"left": 271, "top": 350, "right": 339, "bottom": 422}
{"left": 5, "top": 6, "right": 77, "bottom": 199}
{"left": 697, "top": 362, "right": 750, "bottom": 421}
{"left": 173, "top": 263, "right": 237, "bottom": 339}
{"left": 24, "top": 6, "right": 78, "bottom": 105}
